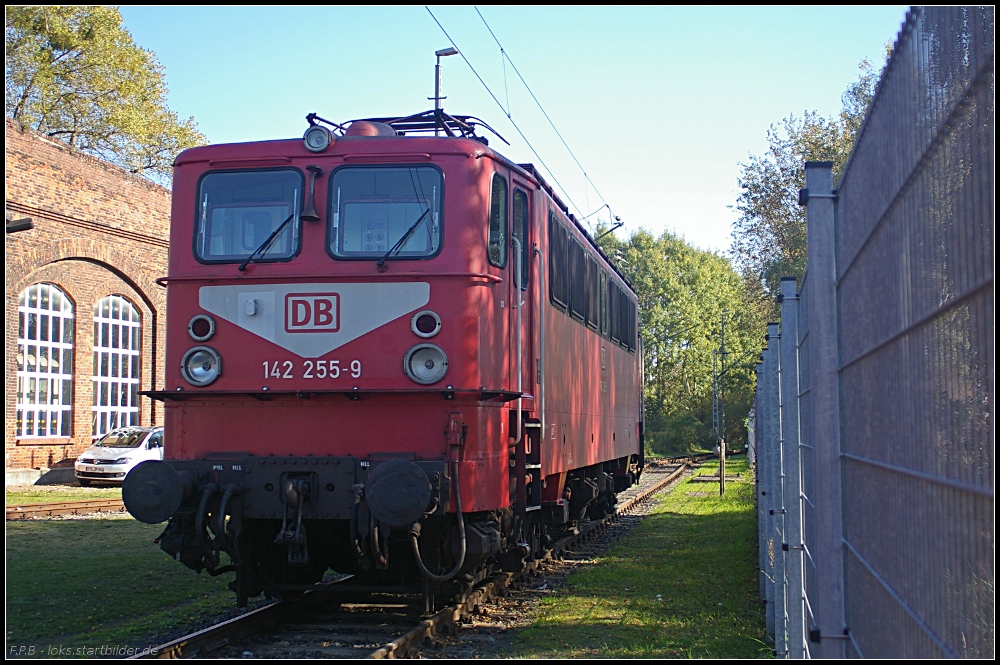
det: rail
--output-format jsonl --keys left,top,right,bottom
{"left": 6, "top": 499, "right": 126, "bottom": 520}
{"left": 135, "top": 460, "right": 697, "bottom": 659}
{"left": 139, "top": 600, "right": 285, "bottom": 659}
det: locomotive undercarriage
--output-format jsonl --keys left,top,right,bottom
{"left": 136, "top": 450, "right": 639, "bottom": 611}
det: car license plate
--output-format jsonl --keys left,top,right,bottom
{"left": 84, "top": 465, "right": 103, "bottom": 473}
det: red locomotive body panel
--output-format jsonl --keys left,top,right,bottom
{"left": 127, "top": 115, "right": 642, "bottom": 605}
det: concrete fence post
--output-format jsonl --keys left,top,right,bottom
{"left": 760, "top": 339, "right": 775, "bottom": 641}
{"left": 767, "top": 321, "right": 787, "bottom": 657}
{"left": 755, "top": 363, "right": 766, "bottom": 605}
{"left": 802, "top": 161, "right": 846, "bottom": 658}
{"left": 779, "top": 277, "right": 805, "bottom": 658}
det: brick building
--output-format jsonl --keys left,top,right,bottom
{"left": 5, "top": 118, "right": 170, "bottom": 476}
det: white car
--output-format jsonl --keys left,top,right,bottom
{"left": 74, "top": 427, "right": 164, "bottom": 486}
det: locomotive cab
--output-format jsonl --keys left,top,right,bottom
{"left": 124, "top": 111, "right": 643, "bottom": 609}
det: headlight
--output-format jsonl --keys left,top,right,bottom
{"left": 188, "top": 314, "right": 215, "bottom": 342}
{"left": 403, "top": 343, "right": 448, "bottom": 385}
{"left": 181, "top": 346, "right": 222, "bottom": 387}
{"left": 114, "top": 457, "right": 131, "bottom": 465}
{"left": 411, "top": 310, "right": 442, "bottom": 338}
{"left": 303, "top": 125, "right": 331, "bottom": 153}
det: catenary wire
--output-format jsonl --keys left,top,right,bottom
{"left": 425, "top": 6, "right": 588, "bottom": 228}
{"left": 474, "top": 6, "right": 616, "bottom": 229}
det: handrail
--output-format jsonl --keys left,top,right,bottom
{"left": 342, "top": 153, "right": 432, "bottom": 162}
{"left": 141, "top": 387, "right": 523, "bottom": 402}
{"left": 511, "top": 236, "right": 524, "bottom": 449}
{"left": 534, "top": 244, "right": 545, "bottom": 444}
{"left": 208, "top": 157, "right": 291, "bottom": 167}
{"left": 153, "top": 272, "right": 502, "bottom": 284}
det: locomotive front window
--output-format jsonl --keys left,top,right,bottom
{"left": 194, "top": 169, "right": 303, "bottom": 263}
{"left": 328, "top": 166, "right": 442, "bottom": 260}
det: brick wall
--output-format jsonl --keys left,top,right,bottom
{"left": 5, "top": 118, "right": 171, "bottom": 470}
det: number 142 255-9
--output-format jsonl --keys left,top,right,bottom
{"left": 263, "top": 359, "right": 361, "bottom": 379}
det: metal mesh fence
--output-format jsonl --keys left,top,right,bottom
{"left": 754, "top": 6, "right": 994, "bottom": 658}
{"left": 835, "top": 6, "right": 994, "bottom": 658}
{"left": 796, "top": 272, "right": 817, "bottom": 658}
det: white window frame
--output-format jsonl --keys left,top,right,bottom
{"left": 17, "top": 283, "right": 75, "bottom": 438}
{"left": 92, "top": 295, "right": 142, "bottom": 436}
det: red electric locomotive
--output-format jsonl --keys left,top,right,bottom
{"left": 124, "top": 109, "right": 643, "bottom": 608}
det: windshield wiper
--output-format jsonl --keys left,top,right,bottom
{"left": 376, "top": 208, "right": 430, "bottom": 272}
{"left": 238, "top": 213, "right": 296, "bottom": 272}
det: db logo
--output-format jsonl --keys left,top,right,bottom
{"left": 285, "top": 293, "right": 340, "bottom": 333}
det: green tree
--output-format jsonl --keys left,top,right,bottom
{"left": 598, "top": 228, "right": 759, "bottom": 454}
{"left": 730, "top": 56, "right": 883, "bottom": 314}
{"left": 5, "top": 6, "right": 205, "bottom": 181}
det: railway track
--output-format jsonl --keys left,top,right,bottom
{"left": 136, "top": 458, "right": 699, "bottom": 659}
{"left": 2, "top": 459, "right": 709, "bottom": 522}
{"left": 6, "top": 498, "right": 126, "bottom": 520}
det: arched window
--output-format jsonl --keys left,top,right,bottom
{"left": 17, "top": 283, "right": 75, "bottom": 437}
{"left": 92, "top": 295, "right": 142, "bottom": 436}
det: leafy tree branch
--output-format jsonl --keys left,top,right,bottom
{"left": 5, "top": 6, "right": 206, "bottom": 183}
{"left": 730, "top": 54, "right": 886, "bottom": 316}
{"left": 598, "top": 228, "right": 760, "bottom": 453}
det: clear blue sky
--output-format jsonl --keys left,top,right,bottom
{"left": 118, "top": 5, "right": 909, "bottom": 254}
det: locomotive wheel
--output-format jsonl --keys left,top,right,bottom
{"left": 231, "top": 561, "right": 265, "bottom": 607}
{"left": 586, "top": 490, "right": 618, "bottom": 521}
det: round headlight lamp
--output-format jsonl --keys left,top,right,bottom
{"left": 411, "top": 310, "right": 442, "bottom": 338}
{"left": 188, "top": 314, "right": 215, "bottom": 342}
{"left": 181, "top": 346, "right": 222, "bottom": 387}
{"left": 303, "top": 125, "right": 331, "bottom": 153}
{"left": 403, "top": 343, "right": 449, "bottom": 385}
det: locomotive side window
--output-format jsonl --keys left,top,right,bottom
{"left": 547, "top": 209, "right": 637, "bottom": 354}
{"left": 195, "top": 169, "right": 303, "bottom": 263}
{"left": 617, "top": 283, "right": 626, "bottom": 347}
{"left": 612, "top": 284, "right": 636, "bottom": 352}
{"left": 618, "top": 288, "right": 628, "bottom": 350}
{"left": 628, "top": 298, "right": 637, "bottom": 351}
{"left": 487, "top": 174, "right": 507, "bottom": 268}
{"left": 609, "top": 281, "right": 621, "bottom": 345}
{"left": 599, "top": 271, "right": 608, "bottom": 336}
{"left": 548, "top": 211, "right": 568, "bottom": 310}
{"left": 512, "top": 189, "right": 528, "bottom": 289}
{"left": 569, "top": 240, "right": 585, "bottom": 321}
{"left": 328, "top": 166, "right": 442, "bottom": 260}
{"left": 585, "top": 255, "right": 599, "bottom": 330}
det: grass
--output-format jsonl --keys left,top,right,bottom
{"left": 509, "top": 457, "right": 770, "bottom": 658}
{"left": 5, "top": 461, "right": 765, "bottom": 658}
{"left": 6, "top": 516, "right": 236, "bottom": 657}
{"left": 7, "top": 485, "right": 122, "bottom": 506}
